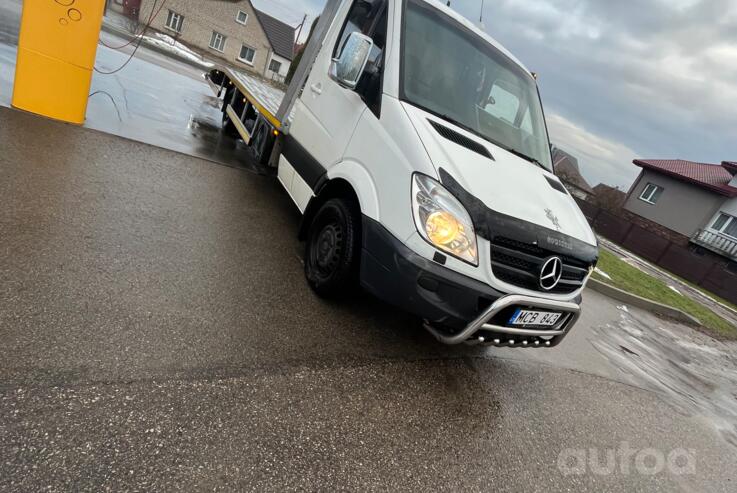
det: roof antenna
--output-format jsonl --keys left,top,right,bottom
{"left": 479, "top": 0, "right": 486, "bottom": 29}
{"left": 447, "top": 1, "right": 451, "bottom": 6}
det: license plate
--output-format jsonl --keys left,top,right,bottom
{"left": 509, "top": 309, "right": 562, "bottom": 327}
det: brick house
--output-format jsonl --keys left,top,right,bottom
{"left": 551, "top": 146, "right": 594, "bottom": 200}
{"left": 138, "top": 0, "right": 294, "bottom": 80}
{"left": 624, "top": 159, "right": 737, "bottom": 261}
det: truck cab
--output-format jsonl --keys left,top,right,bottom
{"left": 215, "top": 0, "right": 598, "bottom": 347}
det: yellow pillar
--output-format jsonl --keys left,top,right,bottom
{"left": 12, "top": 0, "right": 106, "bottom": 124}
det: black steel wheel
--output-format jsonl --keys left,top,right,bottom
{"left": 304, "top": 198, "right": 360, "bottom": 297}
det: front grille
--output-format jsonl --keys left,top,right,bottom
{"left": 490, "top": 237, "right": 590, "bottom": 294}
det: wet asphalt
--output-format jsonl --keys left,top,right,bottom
{"left": 2, "top": 105, "right": 737, "bottom": 491}
{"left": 2, "top": 1, "right": 737, "bottom": 490}
{"left": 0, "top": 0, "right": 253, "bottom": 173}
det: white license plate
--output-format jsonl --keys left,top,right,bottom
{"left": 509, "top": 309, "right": 562, "bottom": 327}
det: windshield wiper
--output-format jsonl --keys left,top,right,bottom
{"left": 503, "top": 147, "right": 548, "bottom": 171}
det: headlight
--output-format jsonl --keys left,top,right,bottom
{"left": 412, "top": 173, "right": 478, "bottom": 265}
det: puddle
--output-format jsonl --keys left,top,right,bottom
{"left": 592, "top": 307, "right": 737, "bottom": 448}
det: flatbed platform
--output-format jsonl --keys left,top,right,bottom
{"left": 208, "top": 67, "right": 289, "bottom": 130}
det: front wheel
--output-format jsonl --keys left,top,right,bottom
{"left": 304, "top": 198, "right": 360, "bottom": 298}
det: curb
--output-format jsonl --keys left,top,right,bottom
{"left": 586, "top": 278, "right": 702, "bottom": 326}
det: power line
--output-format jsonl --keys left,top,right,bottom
{"left": 94, "top": 0, "right": 167, "bottom": 75}
{"left": 98, "top": 0, "right": 162, "bottom": 50}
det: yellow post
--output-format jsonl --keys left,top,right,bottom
{"left": 12, "top": 0, "right": 106, "bottom": 124}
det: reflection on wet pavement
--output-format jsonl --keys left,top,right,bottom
{"left": 0, "top": 0, "right": 262, "bottom": 174}
{"left": 593, "top": 306, "right": 737, "bottom": 448}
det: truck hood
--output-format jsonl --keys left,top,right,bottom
{"left": 401, "top": 102, "right": 597, "bottom": 247}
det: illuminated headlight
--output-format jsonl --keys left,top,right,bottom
{"left": 412, "top": 173, "right": 478, "bottom": 265}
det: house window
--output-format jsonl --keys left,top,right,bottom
{"left": 239, "top": 45, "right": 256, "bottom": 64}
{"left": 639, "top": 183, "right": 664, "bottom": 204}
{"left": 209, "top": 31, "right": 226, "bottom": 52}
{"left": 712, "top": 213, "right": 737, "bottom": 239}
{"left": 236, "top": 10, "right": 249, "bottom": 25}
{"left": 165, "top": 10, "right": 184, "bottom": 33}
{"left": 268, "top": 59, "right": 282, "bottom": 73}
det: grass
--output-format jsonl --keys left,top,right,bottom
{"left": 670, "top": 274, "right": 737, "bottom": 313}
{"left": 592, "top": 250, "right": 737, "bottom": 340}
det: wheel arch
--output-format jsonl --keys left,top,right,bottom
{"left": 298, "top": 178, "right": 361, "bottom": 241}
{"left": 297, "top": 161, "right": 379, "bottom": 240}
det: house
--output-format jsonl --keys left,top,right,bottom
{"left": 108, "top": 0, "right": 142, "bottom": 19}
{"left": 591, "top": 183, "right": 627, "bottom": 210}
{"left": 252, "top": 9, "right": 296, "bottom": 83}
{"left": 138, "top": 0, "right": 295, "bottom": 80}
{"left": 624, "top": 159, "right": 737, "bottom": 261}
{"left": 551, "top": 146, "right": 594, "bottom": 200}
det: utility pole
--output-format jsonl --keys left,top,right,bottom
{"left": 295, "top": 14, "right": 308, "bottom": 44}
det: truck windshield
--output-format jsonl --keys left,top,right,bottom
{"left": 401, "top": 0, "right": 553, "bottom": 171}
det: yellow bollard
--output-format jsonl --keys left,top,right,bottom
{"left": 12, "top": 0, "right": 105, "bottom": 124}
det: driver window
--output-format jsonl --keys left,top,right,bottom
{"left": 520, "top": 110, "right": 533, "bottom": 134}
{"left": 484, "top": 84, "right": 520, "bottom": 125}
{"left": 334, "top": 0, "right": 385, "bottom": 58}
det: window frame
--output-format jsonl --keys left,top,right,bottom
{"left": 238, "top": 44, "right": 256, "bottom": 65}
{"left": 639, "top": 183, "right": 664, "bottom": 205}
{"left": 165, "top": 10, "right": 184, "bottom": 33}
{"left": 333, "top": 0, "right": 387, "bottom": 59}
{"left": 331, "top": 0, "right": 389, "bottom": 117}
{"left": 209, "top": 31, "right": 227, "bottom": 53}
{"left": 236, "top": 10, "right": 249, "bottom": 25}
{"left": 711, "top": 213, "right": 737, "bottom": 239}
{"left": 268, "top": 59, "right": 282, "bottom": 73}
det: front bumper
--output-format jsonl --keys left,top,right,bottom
{"left": 359, "top": 216, "right": 581, "bottom": 347}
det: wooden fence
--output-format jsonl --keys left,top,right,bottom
{"left": 575, "top": 199, "right": 737, "bottom": 305}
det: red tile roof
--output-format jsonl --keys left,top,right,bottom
{"left": 632, "top": 159, "right": 737, "bottom": 197}
{"left": 723, "top": 161, "right": 737, "bottom": 175}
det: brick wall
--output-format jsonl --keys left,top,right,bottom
{"left": 139, "top": 0, "right": 272, "bottom": 75}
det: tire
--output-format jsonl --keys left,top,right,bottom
{"left": 304, "top": 198, "right": 360, "bottom": 298}
{"left": 222, "top": 109, "right": 238, "bottom": 137}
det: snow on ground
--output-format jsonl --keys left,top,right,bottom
{"left": 668, "top": 285, "right": 683, "bottom": 296}
{"left": 145, "top": 32, "right": 214, "bottom": 69}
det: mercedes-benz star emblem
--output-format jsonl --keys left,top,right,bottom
{"left": 539, "top": 256, "right": 563, "bottom": 291}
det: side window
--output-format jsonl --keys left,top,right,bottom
{"left": 334, "top": 0, "right": 385, "bottom": 58}
{"left": 333, "top": 0, "right": 388, "bottom": 116}
{"left": 484, "top": 83, "right": 520, "bottom": 124}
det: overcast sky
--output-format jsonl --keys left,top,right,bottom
{"left": 254, "top": 0, "right": 737, "bottom": 189}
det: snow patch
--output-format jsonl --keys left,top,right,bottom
{"left": 594, "top": 267, "right": 612, "bottom": 281}
{"left": 668, "top": 285, "right": 683, "bottom": 296}
{"left": 146, "top": 32, "right": 214, "bottom": 69}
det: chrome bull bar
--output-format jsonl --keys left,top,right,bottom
{"left": 423, "top": 294, "right": 581, "bottom": 347}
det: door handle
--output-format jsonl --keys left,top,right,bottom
{"left": 310, "top": 83, "right": 322, "bottom": 95}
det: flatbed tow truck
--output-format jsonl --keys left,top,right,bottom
{"left": 204, "top": 0, "right": 598, "bottom": 348}
{"left": 206, "top": 68, "right": 288, "bottom": 168}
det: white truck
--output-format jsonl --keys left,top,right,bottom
{"left": 206, "top": 0, "right": 598, "bottom": 348}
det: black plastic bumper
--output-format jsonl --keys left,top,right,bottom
{"left": 359, "top": 216, "right": 506, "bottom": 329}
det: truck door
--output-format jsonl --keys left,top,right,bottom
{"left": 288, "top": 0, "right": 388, "bottom": 186}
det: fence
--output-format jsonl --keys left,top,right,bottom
{"left": 575, "top": 198, "right": 737, "bottom": 305}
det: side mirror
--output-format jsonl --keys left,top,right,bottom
{"left": 329, "top": 32, "right": 374, "bottom": 90}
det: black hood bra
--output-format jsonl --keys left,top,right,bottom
{"left": 439, "top": 168, "right": 599, "bottom": 265}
